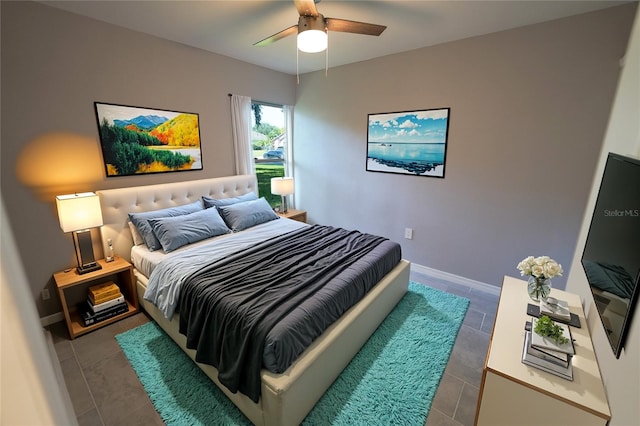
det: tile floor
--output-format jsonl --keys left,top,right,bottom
{"left": 48, "top": 269, "right": 499, "bottom": 426}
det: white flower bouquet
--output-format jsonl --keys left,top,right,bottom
{"left": 517, "top": 255, "right": 563, "bottom": 279}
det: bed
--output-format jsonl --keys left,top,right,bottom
{"left": 97, "top": 175, "right": 410, "bottom": 426}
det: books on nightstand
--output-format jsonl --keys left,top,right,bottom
{"left": 79, "top": 282, "right": 128, "bottom": 326}
{"left": 79, "top": 301, "right": 128, "bottom": 326}
{"left": 521, "top": 320, "right": 574, "bottom": 381}
{"left": 88, "top": 282, "right": 122, "bottom": 305}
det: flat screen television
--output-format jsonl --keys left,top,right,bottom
{"left": 581, "top": 152, "right": 640, "bottom": 358}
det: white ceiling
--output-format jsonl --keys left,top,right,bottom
{"left": 42, "top": 0, "right": 628, "bottom": 75}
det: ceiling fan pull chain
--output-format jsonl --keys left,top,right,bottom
{"left": 325, "top": 31, "right": 328, "bottom": 77}
{"left": 296, "top": 46, "right": 300, "bottom": 85}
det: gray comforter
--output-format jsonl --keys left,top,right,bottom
{"left": 177, "top": 225, "right": 401, "bottom": 402}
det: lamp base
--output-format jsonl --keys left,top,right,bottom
{"left": 77, "top": 262, "right": 102, "bottom": 275}
{"left": 279, "top": 195, "right": 288, "bottom": 213}
{"left": 72, "top": 229, "right": 101, "bottom": 275}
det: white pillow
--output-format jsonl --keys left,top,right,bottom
{"left": 128, "top": 221, "right": 145, "bottom": 246}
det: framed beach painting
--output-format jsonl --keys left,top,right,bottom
{"left": 94, "top": 102, "right": 203, "bottom": 177}
{"left": 366, "top": 108, "right": 450, "bottom": 178}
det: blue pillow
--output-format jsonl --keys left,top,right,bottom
{"left": 218, "top": 197, "right": 279, "bottom": 232}
{"left": 128, "top": 200, "right": 203, "bottom": 251}
{"left": 202, "top": 192, "right": 257, "bottom": 209}
{"left": 147, "top": 207, "right": 230, "bottom": 253}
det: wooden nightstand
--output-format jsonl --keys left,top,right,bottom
{"left": 277, "top": 208, "right": 307, "bottom": 223}
{"left": 53, "top": 257, "right": 139, "bottom": 339}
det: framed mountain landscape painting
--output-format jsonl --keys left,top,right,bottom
{"left": 94, "top": 102, "right": 203, "bottom": 177}
{"left": 366, "top": 107, "right": 450, "bottom": 178}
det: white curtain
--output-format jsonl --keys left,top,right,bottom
{"left": 284, "top": 105, "right": 294, "bottom": 178}
{"left": 283, "top": 105, "right": 295, "bottom": 207}
{"left": 230, "top": 94, "right": 255, "bottom": 175}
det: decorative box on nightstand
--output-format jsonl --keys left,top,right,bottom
{"left": 277, "top": 209, "right": 307, "bottom": 223}
{"left": 53, "top": 257, "right": 139, "bottom": 339}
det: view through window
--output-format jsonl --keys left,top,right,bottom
{"left": 252, "top": 103, "right": 286, "bottom": 208}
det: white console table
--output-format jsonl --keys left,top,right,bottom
{"left": 475, "top": 276, "right": 611, "bottom": 426}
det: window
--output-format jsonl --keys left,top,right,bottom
{"left": 252, "top": 102, "right": 288, "bottom": 208}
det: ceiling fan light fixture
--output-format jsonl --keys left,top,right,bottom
{"left": 297, "top": 28, "right": 327, "bottom": 53}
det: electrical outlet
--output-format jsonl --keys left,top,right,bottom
{"left": 41, "top": 288, "right": 50, "bottom": 301}
{"left": 404, "top": 228, "right": 413, "bottom": 240}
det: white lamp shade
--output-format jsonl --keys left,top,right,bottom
{"left": 297, "top": 29, "right": 327, "bottom": 53}
{"left": 271, "top": 177, "right": 295, "bottom": 196}
{"left": 56, "top": 192, "right": 103, "bottom": 232}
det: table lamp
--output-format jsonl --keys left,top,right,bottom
{"left": 56, "top": 192, "right": 103, "bottom": 274}
{"left": 271, "top": 177, "right": 294, "bottom": 213}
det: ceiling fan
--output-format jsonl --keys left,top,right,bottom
{"left": 254, "top": 0, "right": 387, "bottom": 53}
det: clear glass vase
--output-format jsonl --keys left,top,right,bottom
{"left": 527, "top": 276, "right": 552, "bottom": 302}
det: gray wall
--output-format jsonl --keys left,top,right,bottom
{"left": 1, "top": 1, "right": 295, "bottom": 317}
{"left": 294, "top": 4, "right": 636, "bottom": 289}
{"left": 566, "top": 5, "right": 640, "bottom": 424}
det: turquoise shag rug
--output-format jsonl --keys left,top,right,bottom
{"left": 116, "top": 282, "right": 469, "bottom": 425}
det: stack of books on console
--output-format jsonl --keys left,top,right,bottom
{"left": 79, "top": 282, "right": 128, "bottom": 326}
{"left": 522, "top": 317, "right": 575, "bottom": 381}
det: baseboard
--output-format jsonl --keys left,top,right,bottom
{"left": 40, "top": 312, "right": 64, "bottom": 327}
{"left": 411, "top": 263, "right": 501, "bottom": 296}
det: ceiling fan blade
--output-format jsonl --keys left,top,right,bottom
{"left": 326, "top": 18, "right": 386, "bottom": 36}
{"left": 254, "top": 25, "right": 298, "bottom": 47}
{"left": 294, "top": 0, "right": 319, "bottom": 17}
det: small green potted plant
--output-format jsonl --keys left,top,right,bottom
{"left": 534, "top": 315, "right": 569, "bottom": 345}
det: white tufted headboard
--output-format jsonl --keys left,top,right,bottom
{"left": 97, "top": 175, "right": 257, "bottom": 262}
